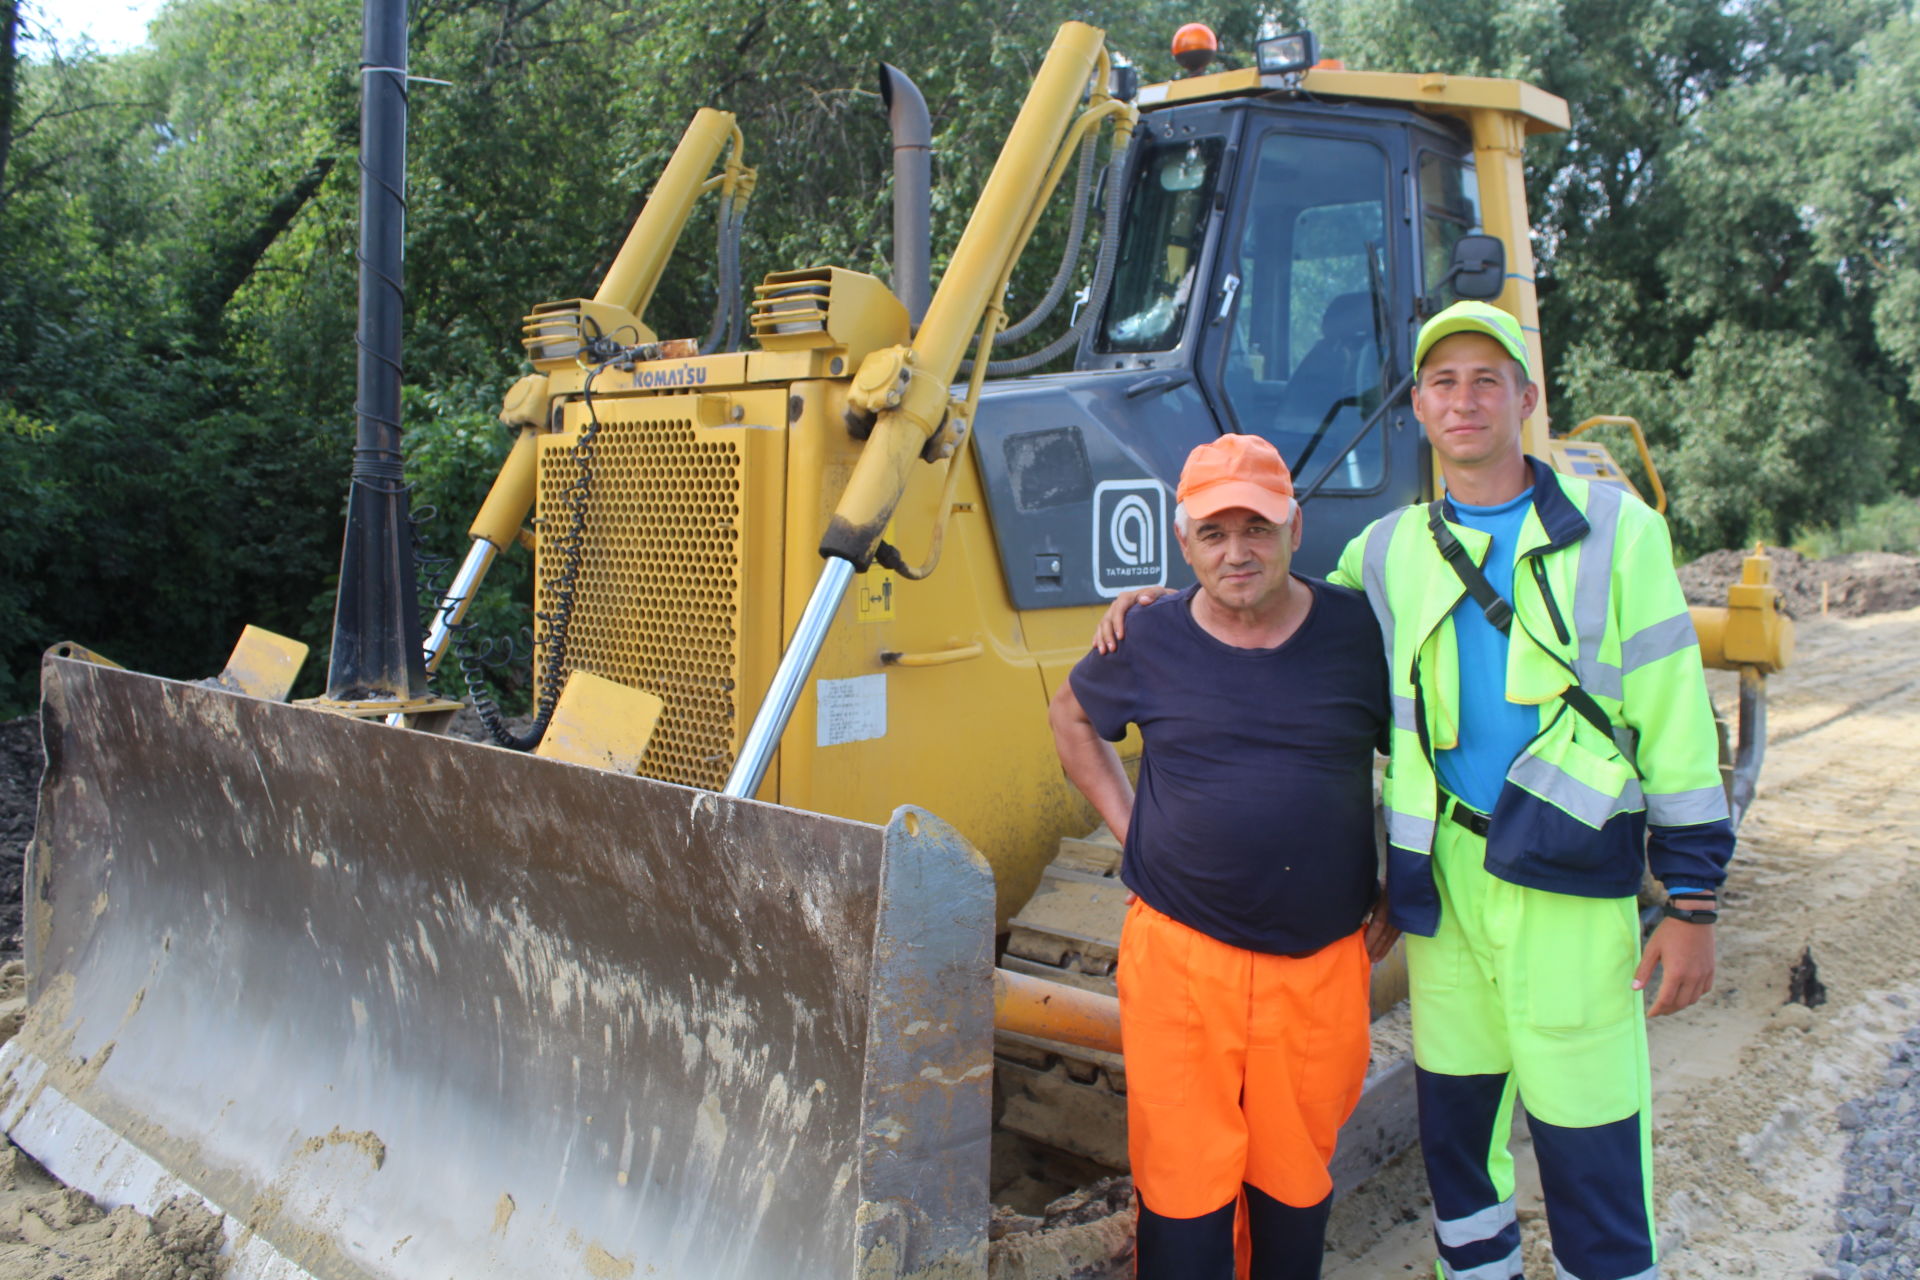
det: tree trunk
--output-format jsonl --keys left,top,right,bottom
{"left": 0, "top": 0, "right": 20, "bottom": 209}
{"left": 192, "top": 154, "right": 337, "bottom": 340}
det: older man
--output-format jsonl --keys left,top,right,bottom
{"left": 1048, "top": 433, "right": 1392, "bottom": 1280}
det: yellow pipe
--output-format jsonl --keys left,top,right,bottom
{"left": 1569, "top": 414, "right": 1666, "bottom": 513}
{"left": 594, "top": 109, "right": 739, "bottom": 322}
{"left": 881, "top": 642, "right": 983, "bottom": 668}
{"left": 988, "top": 98, "right": 1136, "bottom": 326}
{"left": 467, "top": 426, "right": 540, "bottom": 549}
{"left": 993, "top": 967, "right": 1122, "bottom": 1054}
{"left": 915, "top": 22, "right": 1104, "bottom": 386}
{"left": 825, "top": 23, "right": 1108, "bottom": 564}
{"left": 883, "top": 99, "right": 1134, "bottom": 581}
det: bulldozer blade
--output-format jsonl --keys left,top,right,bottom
{"left": 1, "top": 656, "right": 996, "bottom": 1279}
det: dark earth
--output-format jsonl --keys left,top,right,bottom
{"left": 0, "top": 718, "right": 33, "bottom": 962}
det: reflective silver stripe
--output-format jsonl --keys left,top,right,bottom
{"left": 1621, "top": 610, "right": 1699, "bottom": 674}
{"left": 1434, "top": 1198, "right": 1516, "bottom": 1248}
{"left": 1646, "top": 784, "right": 1729, "bottom": 827}
{"left": 1509, "top": 751, "right": 1644, "bottom": 827}
{"left": 1387, "top": 809, "right": 1435, "bottom": 851}
{"left": 1582, "top": 658, "right": 1623, "bottom": 701}
{"left": 1573, "top": 482, "right": 1624, "bottom": 699}
{"left": 1556, "top": 1262, "right": 1657, "bottom": 1280}
{"left": 1361, "top": 513, "right": 1402, "bottom": 663}
{"left": 1441, "top": 1246, "right": 1525, "bottom": 1280}
{"left": 1393, "top": 694, "right": 1419, "bottom": 732}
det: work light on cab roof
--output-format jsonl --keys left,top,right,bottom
{"left": 1255, "top": 30, "right": 1320, "bottom": 75}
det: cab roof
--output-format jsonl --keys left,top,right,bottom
{"left": 1136, "top": 65, "right": 1569, "bottom": 135}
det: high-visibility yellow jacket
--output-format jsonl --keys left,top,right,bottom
{"left": 1329, "top": 457, "right": 1732, "bottom": 937}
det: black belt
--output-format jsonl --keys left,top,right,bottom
{"left": 1445, "top": 798, "right": 1490, "bottom": 837}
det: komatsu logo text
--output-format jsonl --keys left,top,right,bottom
{"left": 630, "top": 362, "right": 710, "bottom": 390}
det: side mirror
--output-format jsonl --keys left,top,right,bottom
{"left": 1447, "top": 233, "right": 1506, "bottom": 301}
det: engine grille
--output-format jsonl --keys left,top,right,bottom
{"left": 536, "top": 413, "right": 743, "bottom": 790}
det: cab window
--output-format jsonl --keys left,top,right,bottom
{"left": 1097, "top": 136, "right": 1225, "bottom": 354}
{"left": 1419, "top": 151, "right": 1481, "bottom": 297}
{"left": 1220, "top": 132, "right": 1391, "bottom": 492}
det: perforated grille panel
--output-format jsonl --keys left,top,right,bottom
{"left": 536, "top": 415, "right": 743, "bottom": 790}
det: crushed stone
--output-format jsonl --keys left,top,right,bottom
{"left": 1819, "top": 1020, "right": 1920, "bottom": 1280}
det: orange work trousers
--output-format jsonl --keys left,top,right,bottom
{"left": 1118, "top": 900, "right": 1371, "bottom": 1220}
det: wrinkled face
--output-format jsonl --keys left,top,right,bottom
{"left": 1175, "top": 506, "right": 1302, "bottom": 614}
{"left": 1411, "top": 331, "right": 1539, "bottom": 469}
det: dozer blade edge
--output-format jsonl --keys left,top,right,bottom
{"left": 1, "top": 656, "right": 995, "bottom": 1279}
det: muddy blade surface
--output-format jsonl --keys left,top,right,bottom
{"left": 3, "top": 658, "right": 994, "bottom": 1279}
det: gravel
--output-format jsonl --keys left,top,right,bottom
{"left": 1821, "top": 1015, "right": 1920, "bottom": 1279}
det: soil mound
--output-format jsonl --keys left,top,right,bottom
{"left": 1676, "top": 547, "right": 1920, "bottom": 619}
{"left": 0, "top": 717, "right": 38, "bottom": 959}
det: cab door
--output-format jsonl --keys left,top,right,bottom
{"left": 1194, "top": 111, "right": 1424, "bottom": 576}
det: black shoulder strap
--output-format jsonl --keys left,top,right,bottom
{"left": 1427, "top": 501, "right": 1512, "bottom": 632}
{"left": 1426, "top": 499, "right": 1620, "bottom": 749}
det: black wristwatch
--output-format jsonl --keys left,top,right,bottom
{"left": 1661, "top": 901, "right": 1719, "bottom": 925}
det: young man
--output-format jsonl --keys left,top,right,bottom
{"left": 1050, "top": 433, "right": 1395, "bottom": 1280}
{"left": 1098, "top": 301, "right": 1729, "bottom": 1280}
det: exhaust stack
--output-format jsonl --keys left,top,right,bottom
{"left": 878, "top": 64, "right": 931, "bottom": 327}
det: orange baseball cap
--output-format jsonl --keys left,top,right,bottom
{"left": 1176, "top": 434, "right": 1296, "bottom": 525}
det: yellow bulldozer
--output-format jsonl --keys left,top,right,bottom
{"left": 0, "top": 11, "right": 1793, "bottom": 1279}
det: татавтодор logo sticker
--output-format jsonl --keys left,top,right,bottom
{"left": 1092, "top": 480, "right": 1167, "bottom": 598}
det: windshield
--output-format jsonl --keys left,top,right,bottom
{"left": 1097, "top": 135, "right": 1225, "bottom": 354}
{"left": 1219, "top": 131, "right": 1392, "bottom": 491}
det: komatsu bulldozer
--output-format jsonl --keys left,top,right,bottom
{"left": 0, "top": 13, "right": 1793, "bottom": 1280}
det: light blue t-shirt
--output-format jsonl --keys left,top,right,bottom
{"left": 1434, "top": 488, "right": 1541, "bottom": 813}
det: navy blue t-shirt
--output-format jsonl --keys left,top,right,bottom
{"left": 1069, "top": 579, "right": 1389, "bottom": 955}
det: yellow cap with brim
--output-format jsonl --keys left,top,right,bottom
{"left": 1414, "top": 300, "right": 1529, "bottom": 377}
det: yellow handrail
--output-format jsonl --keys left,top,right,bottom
{"left": 1569, "top": 415, "right": 1666, "bottom": 514}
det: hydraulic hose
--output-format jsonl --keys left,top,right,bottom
{"left": 994, "top": 135, "right": 1099, "bottom": 344}
{"left": 967, "top": 147, "right": 1128, "bottom": 377}
{"left": 723, "top": 200, "right": 746, "bottom": 353}
{"left": 701, "top": 201, "right": 744, "bottom": 354}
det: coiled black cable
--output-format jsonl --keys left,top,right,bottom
{"left": 460, "top": 348, "right": 632, "bottom": 751}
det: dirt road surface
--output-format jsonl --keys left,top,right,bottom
{"left": 1325, "top": 604, "right": 1920, "bottom": 1278}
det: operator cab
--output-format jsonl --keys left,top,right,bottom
{"left": 970, "top": 26, "right": 1535, "bottom": 606}
{"left": 1087, "top": 79, "right": 1492, "bottom": 487}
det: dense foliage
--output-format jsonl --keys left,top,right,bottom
{"left": 1, "top": 0, "right": 1916, "bottom": 715}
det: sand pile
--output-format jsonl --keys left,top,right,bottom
{"left": 0, "top": 964, "right": 226, "bottom": 1278}
{"left": 0, "top": 1163, "right": 226, "bottom": 1280}
{"left": 1678, "top": 547, "right": 1920, "bottom": 619}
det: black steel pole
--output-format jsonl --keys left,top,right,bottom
{"left": 325, "top": 0, "right": 428, "bottom": 701}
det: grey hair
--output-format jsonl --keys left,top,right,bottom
{"left": 1173, "top": 499, "right": 1297, "bottom": 534}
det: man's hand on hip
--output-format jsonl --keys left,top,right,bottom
{"left": 1094, "top": 586, "right": 1179, "bottom": 653}
{"left": 1634, "top": 917, "right": 1715, "bottom": 1017}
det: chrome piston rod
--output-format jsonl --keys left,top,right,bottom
{"left": 724, "top": 557, "right": 855, "bottom": 798}
{"left": 384, "top": 537, "right": 497, "bottom": 727}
